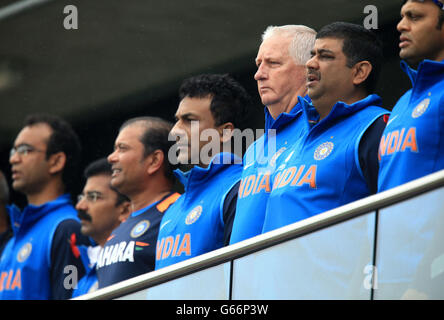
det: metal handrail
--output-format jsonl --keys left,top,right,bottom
{"left": 75, "top": 169, "right": 444, "bottom": 300}
{"left": 0, "top": 0, "right": 54, "bottom": 21}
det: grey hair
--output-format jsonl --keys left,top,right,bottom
{"left": 261, "top": 25, "right": 317, "bottom": 65}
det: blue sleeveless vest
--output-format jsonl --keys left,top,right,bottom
{"left": 230, "top": 99, "right": 307, "bottom": 244}
{"left": 155, "top": 153, "right": 242, "bottom": 269}
{"left": 378, "top": 59, "right": 444, "bottom": 192}
{"left": 262, "top": 95, "right": 389, "bottom": 233}
{"left": 0, "top": 195, "right": 79, "bottom": 299}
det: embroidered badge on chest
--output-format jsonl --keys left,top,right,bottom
{"left": 412, "top": 98, "right": 430, "bottom": 118}
{"left": 17, "top": 242, "right": 32, "bottom": 262}
{"left": 185, "top": 205, "right": 203, "bottom": 225}
{"left": 314, "top": 142, "right": 334, "bottom": 160}
{"left": 130, "top": 220, "right": 151, "bottom": 238}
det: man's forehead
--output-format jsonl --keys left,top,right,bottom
{"left": 257, "top": 35, "right": 291, "bottom": 56}
{"left": 177, "top": 96, "right": 212, "bottom": 114}
{"left": 314, "top": 37, "right": 343, "bottom": 50}
{"left": 116, "top": 124, "right": 144, "bottom": 143}
{"left": 15, "top": 123, "right": 52, "bottom": 144}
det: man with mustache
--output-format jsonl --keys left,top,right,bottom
{"left": 229, "top": 25, "right": 317, "bottom": 244}
{"left": 1, "top": 114, "right": 86, "bottom": 300}
{"left": 263, "top": 22, "right": 389, "bottom": 232}
{"left": 71, "top": 158, "right": 130, "bottom": 297}
{"left": 376, "top": 0, "right": 444, "bottom": 299}
{"left": 250, "top": 22, "right": 389, "bottom": 298}
{"left": 100, "top": 117, "right": 179, "bottom": 288}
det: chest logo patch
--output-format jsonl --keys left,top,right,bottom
{"left": 130, "top": 220, "right": 151, "bottom": 238}
{"left": 17, "top": 242, "right": 32, "bottom": 263}
{"left": 185, "top": 205, "right": 203, "bottom": 225}
{"left": 412, "top": 98, "right": 430, "bottom": 118}
{"left": 314, "top": 142, "right": 334, "bottom": 160}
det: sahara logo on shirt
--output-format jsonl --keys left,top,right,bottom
{"left": 96, "top": 240, "right": 149, "bottom": 269}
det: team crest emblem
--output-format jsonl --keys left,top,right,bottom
{"left": 314, "top": 142, "right": 334, "bottom": 160}
{"left": 17, "top": 242, "right": 32, "bottom": 262}
{"left": 185, "top": 205, "right": 202, "bottom": 225}
{"left": 412, "top": 98, "right": 430, "bottom": 118}
{"left": 130, "top": 220, "right": 150, "bottom": 238}
{"left": 269, "top": 147, "right": 287, "bottom": 167}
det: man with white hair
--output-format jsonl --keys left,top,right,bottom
{"left": 229, "top": 25, "right": 316, "bottom": 244}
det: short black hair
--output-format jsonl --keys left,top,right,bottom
{"left": 316, "top": 22, "right": 383, "bottom": 93}
{"left": 84, "top": 158, "right": 130, "bottom": 206}
{"left": 24, "top": 114, "right": 81, "bottom": 193}
{"left": 120, "top": 117, "right": 176, "bottom": 183}
{"left": 402, "top": 0, "right": 444, "bottom": 29}
{"left": 179, "top": 74, "right": 253, "bottom": 131}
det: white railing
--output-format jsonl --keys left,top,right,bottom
{"left": 75, "top": 169, "right": 444, "bottom": 300}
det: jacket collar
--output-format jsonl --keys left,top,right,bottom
{"left": 299, "top": 94, "right": 382, "bottom": 131}
{"left": 401, "top": 59, "right": 444, "bottom": 86}
{"left": 174, "top": 153, "right": 241, "bottom": 192}
{"left": 264, "top": 95, "right": 310, "bottom": 131}
{"left": 8, "top": 194, "right": 73, "bottom": 235}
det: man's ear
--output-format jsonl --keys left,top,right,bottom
{"left": 352, "top": 61, "right": 373, "bottom": 87}
{"left": 218, "top": 122, "right": 235, "bottom": 144}
{"left": 48, "top": 152, "right": 66, "bottom": 175}
{"left": 146, "top": 150, "right": 164, "bottom": 175}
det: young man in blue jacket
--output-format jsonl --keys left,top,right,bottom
{"left": 0, "top": 114, "right": 87, "bottom": 300}
{"left": 155, "top": 74, "right": 253, "bottom": 269}
{"left": 378, "top": 0, "right": 444, "bottom": 191}
{"left": 377, "top": 0, "right": 444, "bottom": 299}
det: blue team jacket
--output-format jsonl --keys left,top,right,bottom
{"left": 230, "top": 99, "right": 307, "bottom": 244}
{"left": 378, "top": 59, "right": 444, "bottom": 192}
{"left": 0, "top": 195, "right": 79, "bottom": 300}
{"left": 71, "top": 243, "right": 99, "bottom": 298}
{"left": 155, "top": 153, "right": 242, "bottom": 269}
{"left": 262, "top": 94, "right": 389, "bottom": 233}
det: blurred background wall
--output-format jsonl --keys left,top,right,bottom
{"left": 0, "top": 0, "right": 410, "bottom": 207}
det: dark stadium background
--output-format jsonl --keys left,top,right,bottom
{"left": 0, "top": 0, "right": 410, "bottom": 208}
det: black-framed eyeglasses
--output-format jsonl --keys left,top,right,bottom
{"left": 10, "top": 144, "right": 45, "bottom": 158}
{"left": 77, "top": 192, "right": 105, "bottom": 203}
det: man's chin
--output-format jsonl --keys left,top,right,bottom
{"left": 400, "top": 50, "right": 421, "bottom": 66}
{"left": 11, "top": 180, "right": 26, "bottom": 193}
